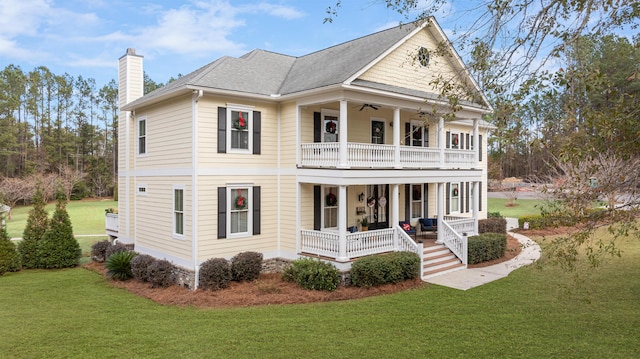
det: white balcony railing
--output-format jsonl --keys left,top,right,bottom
{"left": 105, "top": 213, "right": 118, "bottom": 235}
{"left": 300, "top": 142, "right": 477, "bottom": 169}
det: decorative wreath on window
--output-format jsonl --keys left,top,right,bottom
{"left": 452, "top": 187, "right": 459, "bottom": 197}
{"left": 325, "top": 120, "right": 337, "bottom": 134}
{"left": 234, "top": 189, "right": 247, "bottom": 210}
{"left": 378, "top": 196, "right": 387, "bottom": 208}
{"left": 372, "top": 122, "right": 384, "bottom": 135}
{"left": 367, "top": 196, "right": 376, "bottom": 208}
{"left": 452, "top": 134, "right": 459, "bottom": 147}
{"left": 413, "top": 186, "right": 421, "bottom": 200}
{"left": 325, "top": 191, "right": 337, "bottom": 206}
{"left": 233, "top": 112, "right": 248, "bottom": 131}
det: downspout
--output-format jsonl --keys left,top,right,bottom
{"left": 192, "top": 89, "right": 203, "bottom": 289}
{"left": 276, "top": 102, "right": 281, "bottom": 255}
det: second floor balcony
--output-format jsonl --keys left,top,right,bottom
{"left": 300, "top": 142, "right": 477, "bottom": 169}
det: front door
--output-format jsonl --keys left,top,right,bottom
{"left": 366, "top": 184, "right": 389, "bottom": 230}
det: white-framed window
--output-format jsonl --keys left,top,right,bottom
{"left": 136, "top": 185, "right": 147, "bottom": 196}
{"left": 409, "top": 120, "right": 428, "bottom": 147}
{"left": 411, "top": 184, "right": 423, "bottom": 219}
{"left": 173, "top": 186, "right": 185, "bottom": 238}
{"left": 450, "top": 183, "right": 460, "bottom": 213}
{"left": 227, "top": 105, "right": 253, "bottom": 153}
{"left": 450, "top": 132, "right": 460, "bottom": 149}
{"left": 137, "top": 117, "right": 147, "bottom": 155}
{"left": 323, "top": 186, "right": 338, "bottom": 229}
{"left": 227, "top": 186, "right": 252, "bottom": 237}
{"left": 321, "top": 109, "right": 339, "bottom": 143}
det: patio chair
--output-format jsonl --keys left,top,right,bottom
{"left": 399, "top": 221, "right": 416, "bottom": 239}
{"left": 419, "top": 218, "right": 437, "bottom": 232}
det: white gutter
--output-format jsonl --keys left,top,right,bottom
{"left": 192, "top": 89, "right": 203, "bottom": 289}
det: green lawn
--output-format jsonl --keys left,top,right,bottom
{"left": 4, "top": 198, "right": 117, "bottom": 238}
{"left": 487, "top": 198, "right": 546, "bottom": 218}
{"left": 1, "top": 228, "right": 638, "bottom": 358}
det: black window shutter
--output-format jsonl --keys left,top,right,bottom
{"left": 479, "top": 135, "right": 483, "bottom": 161}
{"left": 424, "top": 129, "right": 429, "bottom": 147}
{"left": 446, "top": 183, "right": 451, "bottom": 215}
{"left": 405, "top": 123, "right": 410, "bottom": 146}
{"left": 460, "top": 133, "right": 464, "bottom": 149}
{"left": 446, "top": 131, "right": 450, "bottom": 149}
{"left": 217, "top": 107, "right": 226, "bottom": 153}
{"left": 423, "top": 183, "right": 429, "bottom": 218}
{"left": 253, "top": 111, "right": 261, "bottom": 154}
{"left": 314, "top": 112, "right": 321, "bottom": 143}
{"left": 217, "top": 187, "right": 227, "bottom": 239}
{"left": 313, "top": 186, "right": 321, "bottom": 230}
{"left": 466, "top": 134, "right": 470, "bottom": 150}
{"left": 404, "top": 184, "right": 410, "bottom": 221}
{"left": 465, "top": 182, "right": 470, "bottom": 213}
{"left": 253, "top": 186, "right": 261, "bottom": 235}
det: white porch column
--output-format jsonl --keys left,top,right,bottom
{"left": 337, "top": 185, "right": 348, "bottom": 261}
{"left": 338, "top": 100, "right": 349, "bottom": 168}
{"left": 436, "top": 182, "right": 444, "bottom": 244}
{"left": 296, "top": 105, "right": 302, "bottom": 166}
{"left": 393, "top": 108, "right": 401, "bottom": 168}
{"left": 438, "top": 117, "right": 445, "bottom": 168}
{"left": 473, "top": 118, "right": 480, "bottom": 167}
{"left": 472, "top": 181, "right": 479, "bottom": 234}
{"left": 391, "top": 184, "right": 400, "bottom": 249}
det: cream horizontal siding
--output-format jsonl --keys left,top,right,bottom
{"left": 279, "top": 102, "right": 298, "bottom": 169}
{"left": 134, "top": 95, "right": 193, "bottom": 170}
{"left": 359, "top": 27, "right": 466, "bottom": 96}
{"left": 197, "top": 97, "right": 278, "bottom": 169}
{"left": 277, "top": 175, "right": 298, "bottom": 254}
{"left": 134, "top": 177, "right": 193, "bottom": 262}
{"left": 299, "top": 184, "right": 315, "bottom": 230}
{"left": 197, "top": 175, "right": 279, "bottom": 261}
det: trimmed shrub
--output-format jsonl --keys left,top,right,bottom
{"left": 147, "top": 259, "right": 176, "bottom": 288}
{"left": 38, "top": 189, "right": 81, "bottom": 269}
{"left": 199, "top": 258, "right": 232, "bottom": 291}
{"left": 468, "top": 233, "right": 507, "bottom": 264}
{"left": 350, "top": 251, "right": 420, "bottom": 288}
{"left": 281, "top": 258, "right": 341, "bottom": 291}
{"left": 130, "top": 254, "right": 156, "bottom": 281}
{"left": 478, "top": 217, "right": 507, "bottom": 234}
{"left": 105, "top": 242, "right": 129, "bottom": 259}
{"left": 18, "top": 186, "right": 49, "bottom": 269}
{"left": 105, "top": 251, "right": 137, "bottom": 281}
{"left": 231, "top": 251, "right": 263, "bottom": 282}
{"left": 0, "top": 229, "right": 21, "bottom": 275}
{"left": 91, "top": 240, "right": 112, "bottom": 262}
{"left": 487, "top": 211, "right": 503, "bottom": 218}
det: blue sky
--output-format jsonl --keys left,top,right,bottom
{"left": 0, "top": 0, "right": 472, "bottom": 87}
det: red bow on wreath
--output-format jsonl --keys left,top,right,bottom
{"left": 235, "top": 189, "right": 247, "bottom": 209}
{"left": 238, "top": 113, "right": 246, "bottom": 128}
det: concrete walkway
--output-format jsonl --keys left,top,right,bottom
{"left": 425, "top": 218, "right": 541, "bottom": 290}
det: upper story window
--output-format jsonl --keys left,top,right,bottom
{"left": 173, "top": 186, "right": 185, "bottom": 238}
{"left": 406, "top": 120, "right": 428, "bottom": 147}
{"left": 417, "top": 47, "right": 430, "bottom": 67}
{"left": 138, "top": 117, "right": 146, "bottom": 155}
{"left": 218, "top": 105, "right": 261, "bottom": 155}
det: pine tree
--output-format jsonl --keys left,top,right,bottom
{"left": 17, "top": 185, "right": 49, "bottom": 268}
{"left": 0, "top": 206, "right": 21, "bottom": 275}
{"left": 39, "top": 186, "right": 81, "bottom": 268}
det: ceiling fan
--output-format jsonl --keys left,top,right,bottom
{"left": 358, "top": 103, "right": 380, "bottom": 111}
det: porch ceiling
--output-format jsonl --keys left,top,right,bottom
{"left": 297, "top": 168, "right": 483, "bottom": 185}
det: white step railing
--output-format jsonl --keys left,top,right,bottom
{"left": 440, "top": 220, "right": 468, "bottom": 265}
{"left": 300, "top": 142, "right": 476, "bottom": 169}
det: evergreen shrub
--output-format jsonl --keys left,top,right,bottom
{"left": 38, "top": 188, "right": 81, "bottom": 269}
{"left": 230, "top": 251, "right": 263, "bottom": 282}
{"left": 130, "top": 254, "right": 156, "bottom": 281}
{"left": 91, "top": 240, "right": 112, "bottom": 262}
{"left": 199, "top": 258, "right": 231, "bottom": 291}
{"left": 281, "top": 258, "right": 341, "bottom": 291}
{"left": 18, "top": 186, "right": 49, "bottom": 269}
{"left": 105, "top": 242, "right": 129, "bottom": 259}
{"left": 146, "top": 259, "right": 175, "bottom": 288}
{"left": 350, "top": 251, "right": 420, "bottom": 288}
{"left": 468, "top": 233, "right": 507, "bottom": 264}
{"left": 105, "top": 251, "right": 137, "bottom": 281}
{"left": 0, "top": 226, "right": 21, "bottom": 275}
{"left": 478, "top": 217, "right": 507, "bottom": 234}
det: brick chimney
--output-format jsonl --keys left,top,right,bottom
{"left": 118, "top": 48, "right": 144, "bottom": 109}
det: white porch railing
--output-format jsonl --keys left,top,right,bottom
{"left": 300, "top": 227, "right": 421, "bottom": 260}
{"left": 440, "top": 220, "right": 468, "bottom": 265}
{"left": 105, "top": 213, "right": 118, "bottom": 234}
{"left": 300, "top": 142, "right": 476, "bottom": 169}
{"left": 443, "top": 216, "right": 476, "bottom": 235}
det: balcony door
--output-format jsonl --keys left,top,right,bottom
{"left": 370, "top": 118, "right": 385, "bottom": 144}
{"left": 405, "top": 120, "right": 429, "bottom": 147}
{"left": 365, "top": 184, "right": 389, "bottom": 230}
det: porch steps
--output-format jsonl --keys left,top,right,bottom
{"left": 422, "top": 243, "right": 465, "bottom": 279}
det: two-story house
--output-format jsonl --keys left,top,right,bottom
{"left": 107, "top": 18, "right": 494, "bottom": 289}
